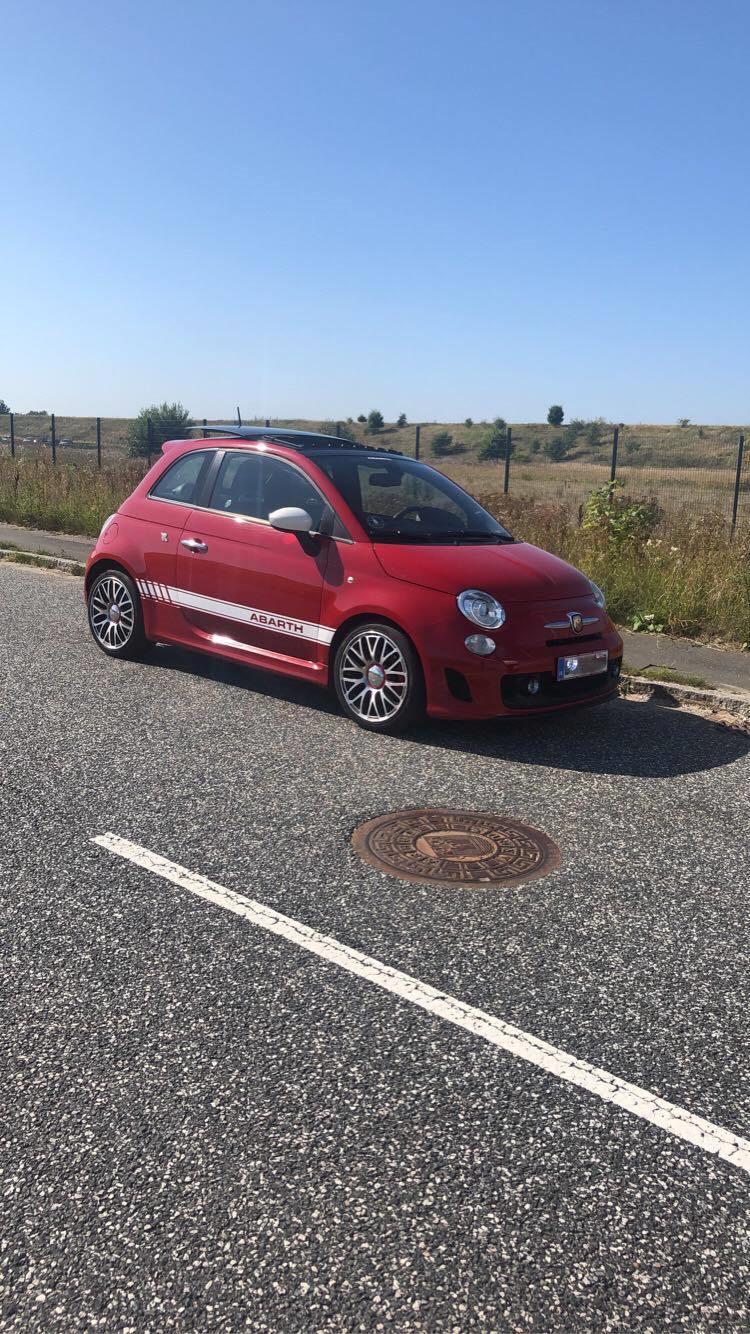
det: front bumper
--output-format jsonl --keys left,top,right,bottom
{"left": 423, "top": 622, "right": 624, "bottom": 720}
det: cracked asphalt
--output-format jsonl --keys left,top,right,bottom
{"left": 1, "top": 562, "right": 749, "bottom": 1331}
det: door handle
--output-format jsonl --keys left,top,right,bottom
{"left": 181, "top": 539, "right": 208, "bottom": 553}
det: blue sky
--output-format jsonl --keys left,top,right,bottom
{"left": 3, "top": 0, "right": 749, "bottom": 422}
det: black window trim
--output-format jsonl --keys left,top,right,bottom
{"left": 200, "top": 447, "right": 352, "bottom": 540}
{"left": 147, "top": 447, "right": 217, "bottom": 507}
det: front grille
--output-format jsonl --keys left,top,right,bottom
{"left": 545, "top": 632, "right": 603, "bottom": 648}
{"left": 501, "top": 658, "right": 622, "bottom": 710}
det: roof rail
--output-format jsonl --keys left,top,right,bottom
{"left": 187, "top": 424, "right": 404, "bottom": 456}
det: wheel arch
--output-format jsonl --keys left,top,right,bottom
{"left": 327, "top": 612, "right": 426, "bottom": 689}
{"left": 85, "top": 556, "right": 137, "bottom": 595}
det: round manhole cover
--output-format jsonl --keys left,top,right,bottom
{"left": 352, "top": 809, "right": 560, "bottom": 889}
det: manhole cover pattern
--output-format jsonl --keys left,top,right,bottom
{"left": 352, "top": 809, "right": 560, "bottom": 888}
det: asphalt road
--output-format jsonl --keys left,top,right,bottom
{"left": 1, "top": 563, "right": 749, "bottom": 1331}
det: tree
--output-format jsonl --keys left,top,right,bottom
{"left": 464, "top": 417, "right": 473, "bottom": 427}
{"left": 397, "top": 413, "right": 407, "bottom": 427}
{"left": 547, "top": 404, "right": 564, "bottom": 426}
{"left": 677, "top": 417, "right": 691, "bottom": 428}
{"left": 127, "top": 402, "right": 194, "bottom": 458}
{"left": 0, "top": 399, "right": 9, "bottom": 415}
{"left": 366, "top": 409, "right": 384, "bottom": 434}
{"left": 357, "top": 413, "right": 367, "bottom": 423}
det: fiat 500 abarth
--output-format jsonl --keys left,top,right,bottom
{"left": 84, "top": 427, "right": 623, "bottom": 732}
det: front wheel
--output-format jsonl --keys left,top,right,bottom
{"left": 88, "top": 569, "right": 147, "bottom": 659}
{"left": 333, "top": 622, "right": 424, "bottom": 733}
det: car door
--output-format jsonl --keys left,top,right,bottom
{"left": 124, "top": 446, "right": 216, "bottom": 621}
{"left": 173, "top": 450, "right": 334, "bottom": 670}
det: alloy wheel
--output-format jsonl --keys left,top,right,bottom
{"left": 338, "top": 630, "right": 409, "bottom": 723}
{"left": 89, "top": 575, "right": 136, "bottom": 651}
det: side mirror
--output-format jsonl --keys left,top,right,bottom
{"left": 268, "top": 506, "right": 314, "bottom": 534}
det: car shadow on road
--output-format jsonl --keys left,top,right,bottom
{"left": 143, "top": 647, "right": 747, "bottom": 779}
{"left": 420, "top": 696, "right": 750, "bottom": 779}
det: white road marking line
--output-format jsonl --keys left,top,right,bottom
{"left": 93, "top": 831, "right": 750, "bottom": 1178}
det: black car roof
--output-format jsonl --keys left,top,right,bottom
{"left": 191, "top": 424, "right": 404, "bottom": 457}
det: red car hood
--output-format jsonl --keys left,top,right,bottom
{"left": 373, "top": 541, "right": 592, "bottom": 603}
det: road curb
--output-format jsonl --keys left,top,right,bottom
{"left": 0, "top": 548, "right": 86, "bottom": 576}
{"left": 621, "top": 673, "right": 750, "bottom": 721}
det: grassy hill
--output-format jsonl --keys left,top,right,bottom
{"left": 1, "top": 411, "right": 746, "bottom": 469}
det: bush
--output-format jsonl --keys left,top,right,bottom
{"left": 543, "top": 437, "right": 568, "bottom": 461}
{"left": 366, "top": 409, "right": 384, "bottom": 434}
{"left": 320, "top": 420, "right": 357, "bottom": 441}
{"left": 479, "top": 419, "right": 510, "bottom": 461}
{"left": 530, "top": 437, "right": 541, "bottom": 453}
{"left": 464, "top": 417, "right": 473, "bottom": 427}
{"left": 0, "top": 399, "right": 9, "bottom": 415}
{"left": 547, "top": 404, "right": 564, "bottom": 426}
{"left": 677, "top": 418, "right": 691, "bottom": 428}
{"left": 585, "top": 417, "right": 606, "bottom": 447}
{"left": 357, "top": 413, "right": 366, "bottom": 423}
{"left": 431, "top": 431, "right": 455, "bottom": 457}
{"left": 397, "top": 413, "right": 407, "bottom": 427}
{"left": 581, "top": 480, "right": 661, "bottom": 547}
{"left": 128, "top": 402, "right": 193, "bottom": 458}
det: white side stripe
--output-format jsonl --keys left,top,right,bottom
{"left": 95, "top": 832, "right": 750, "bottom": 1179}
{"left": 165, "top": 585, "right": 335, "bottom": 645}
{"left": 136, "top": 579, "right": 334, "bottom": 645}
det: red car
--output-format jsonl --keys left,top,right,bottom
{"left": 85, "top": 427, "right": 623, "bottom": 732}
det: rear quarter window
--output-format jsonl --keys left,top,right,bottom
{"left": 149, "top": 450, "right": 213, "bottom": 504}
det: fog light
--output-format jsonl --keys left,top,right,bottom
{"left": 465, "top": 634, "right": 496, "bottom": 656}
{"left": 527, "top": 677, "right": 541, "bottom": 695}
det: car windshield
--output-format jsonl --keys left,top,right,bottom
{"left": 314, "top": 454, "right": 513, "bottom": 544}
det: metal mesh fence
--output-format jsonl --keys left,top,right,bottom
{"left": 0, "top": 413, "right": 747, "bottom": 528}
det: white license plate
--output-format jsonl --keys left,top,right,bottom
{"left": 556, "top": 649, "right": 609, "bottom": 682}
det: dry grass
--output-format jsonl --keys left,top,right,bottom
{"left": 0, "top": 436, "right": 748, "bottom": 646}
{"left": 0, "top": 455, "right": 146, "bottom": 535}
{"left": 482, "top": 493, "right": 750, "bottom": 646}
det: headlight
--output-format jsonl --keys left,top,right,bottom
{"left": 457, "top": 589, "right": 506, "bottom": 630}
{"left": 589, "top": 580, "right": 606, "bottom": 608}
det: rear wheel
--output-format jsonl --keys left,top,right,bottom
{"left": 87, "top": 569, "right": 147, "bottom": 659}
{"left": 333, "top": 622, "right": 424, "bottom": 733}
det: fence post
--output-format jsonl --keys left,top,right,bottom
{"left": 266, "top": 418, "right": 271, "bottom": 428}
{"left": 146, "top": 416, "right": 153, "bottom": 466}
{"left": 415, "top": 424, "right": 420, "bottom": 459}
{"left": 51, "top": 413, "right": 56, "bottom": 465}
{"left": 335, "top": 422, "right": 341, "bottom": 437}
{"left": 610, "top": 425, "right": 619, "bottom": 482}
{"left": 731, "top": 433, "right": 745, "bottom": 533}
{"left": 236, "top": 406, "right": 242, "bottom": 426}
{"left": 503, "top": 426, "right": 512, "bottom": 494}
{"left": 9, "top": 413, "right": 14, "bottom": 459}
{"left": 202, "top": 417, "right": 208, "bottom": 439}
{"left": 96, "top": 417, "right": 101, "bottom": 469}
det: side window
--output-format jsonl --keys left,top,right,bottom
{"left": 260, "top": 458, "right": 326, "bottom": 528}
{"left": 150, "top": 450, "right": 212, "bottom": 504}
{"left": 208, "top": 453, "right": 327, "bottom": 528}
{"left": 210, "top": 453, "right": 264, "bottom": 517}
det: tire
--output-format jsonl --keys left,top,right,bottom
{"left": 333, "top": 622, "right": 425, "bottom": 733}
{"left": 87, "top": 568, "right": 147, "bottom": 660}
